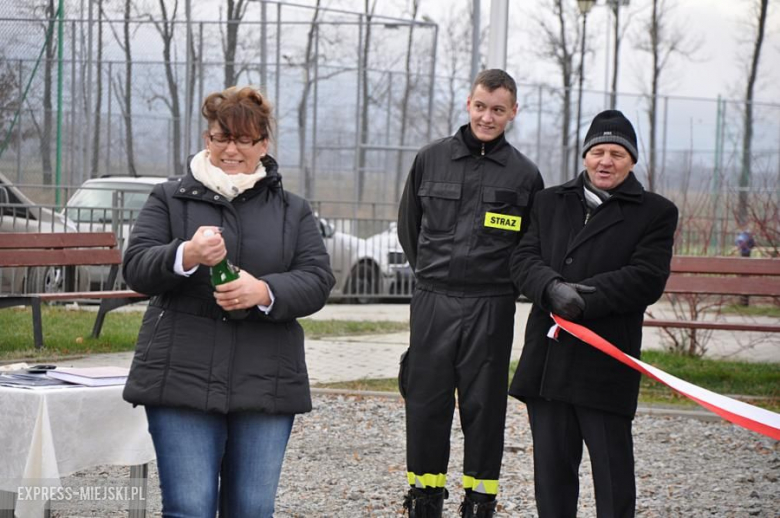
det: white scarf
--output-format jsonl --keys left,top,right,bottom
{"left": 189, "top": 149, "right": 267, "bottom": 201}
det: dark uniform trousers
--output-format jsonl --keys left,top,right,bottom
{"left": 403, "top": 288, "right": 516, "bottom": 494}
{"left": 526, "top": 397, "right": 636, "bottom": 518}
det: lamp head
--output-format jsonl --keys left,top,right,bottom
{"left": 577, "top": 0, "right": 597, "bottom": 14}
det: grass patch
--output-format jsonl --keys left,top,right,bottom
{"left": 0, "top": 306, "right": 144, "bottom": 360}
{"left": 637, "top": 350, "right": 780, "bottom": 411}
{"left": 720, "top": 303, "right": 780, "bottom": 318}
{"left": 317, "top": 350, "right": 780, "bottom": 412}
{"left": 0, "top": 306, "right": 409, "bottom": 361}
{"left": 299, "top": 319, "right": 408, "bottom": 339}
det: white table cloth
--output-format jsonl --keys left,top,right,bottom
{"left": 0, "top": 385, "right": 155, "bottom": 517}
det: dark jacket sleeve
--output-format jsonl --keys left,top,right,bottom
{"left": 260, "top": 200, "right": 336, "bottom": 321}
{"left": 397, "top": 153, "right": 424, "bottom": 271}
{"left": 581, "top": 199, "right": 678, "bottom": 319}
{"left": 122, "top": 184, "right": 187, "bottom": 295}
{"left": 519, "top": 171, "right": 545, "bottom": 241}
{"left": 510, "top": 195, "right": 563, "bottom": 310}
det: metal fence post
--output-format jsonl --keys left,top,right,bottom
{"left": 311, "top": 22, "right": 320, "bottom": 199}
{"left": 353, "top": 12, "right": 363, "bottom": 220}
{"left": 16, "top": 59, "right": 22, "bottom": 183}
{"left": 105, "top": 60, "right": 112, "bottom": 174}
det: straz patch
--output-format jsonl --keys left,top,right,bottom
{"left": 484, "top": 212, "right": 521, "bottom": 232}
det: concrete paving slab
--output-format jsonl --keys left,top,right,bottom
{"left": 24, "top": 301, "right": 779, "bottom": 386}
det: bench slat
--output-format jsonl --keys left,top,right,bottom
{"left": 644, "top": 319, "right": 780, "bottom": 333}
{"left": 664, "top": 275, "right": 780, "bottom": 297}
{"left": 36, "top": 290, "right": 146, "bottom": 300}
{"left": 671, "top": 256, "right": 780, "bottom": 276}
{"left": 0, "top": 232, "right": 118, "bottom": 249}
{"left": 0, "top": 249, "right": 122, "bottom": 267}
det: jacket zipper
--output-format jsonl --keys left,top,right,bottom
{"left": 481, "top": 143, "right": 485, "bottom": 156}
{"left": 141, "top": 310, "right": 165, "bottom": 361}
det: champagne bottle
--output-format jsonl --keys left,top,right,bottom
{"left": 203, "top": 229, "right": 249, "bottom": 319}
{"left": 210, "top": 257, "right": 240, "bottom": 286}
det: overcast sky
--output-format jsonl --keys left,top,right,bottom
{"left": 321, "top": 0, "right": 780, "bottom": 104}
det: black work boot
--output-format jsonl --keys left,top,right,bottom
{"left": 459, "top": 493, "right": 497, "bottom": 518}
{"left": 402, "top": 487, "right": 448, "bottom": 518}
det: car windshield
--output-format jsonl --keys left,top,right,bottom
{"left": 65, "top": 182, "right": 154, "bottom": 223}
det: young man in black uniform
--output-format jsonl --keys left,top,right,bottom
{"left": 509, "top": 110, "right": 678, "bottom": 517}
{"left": 397, "top": 69, "right": 544, "bottom": 517}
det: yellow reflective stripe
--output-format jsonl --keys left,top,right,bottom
{"left": 462, "top": 475, "right": 499, "bottom": 495}
{"left": 483, "top": 211, "right": 521, "bottom": 232}
{"left": 407, "top": 472, "right": 447, "bottom": 489}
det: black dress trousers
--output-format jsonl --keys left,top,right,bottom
{"left": 525, "top": 397, "right": 636, "bottom": 518}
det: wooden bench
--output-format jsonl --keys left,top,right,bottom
{"left": 644, "top": 256, "right": 780, "bottom": 333}
{"left": 0, "top": 232, "right": 147, "bottom": 348}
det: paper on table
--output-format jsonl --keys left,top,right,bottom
{"left": 46, "top": 366, "right": 129, "bottom": 387}
{"left": 0, "top": 373, "right": 75, "bottom": 390}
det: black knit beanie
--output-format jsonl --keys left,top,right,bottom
{"left": 581, "top": 110, "right": 638, "bottom": 163}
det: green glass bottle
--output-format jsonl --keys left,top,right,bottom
{"left": 210, "top": 258, "right": 240, "bottom": 286}
{"left": 204, "top": 229, "right": 248, "bottom": 319}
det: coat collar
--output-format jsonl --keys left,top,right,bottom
{"left": 450, "top": 124, "right": 512, "bottom": 166}
{"left": 174, "top": 154, "right": 283, "bottom": 203}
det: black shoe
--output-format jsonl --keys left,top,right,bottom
{"left": 459, "top": 494, "right": 497, "bottom": 518}
{"left": 402, "top": 487, "right": 448, "bottom": 518}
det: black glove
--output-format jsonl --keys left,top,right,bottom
{"left": 545, "top": 281, "right": 596, "bottom": 320}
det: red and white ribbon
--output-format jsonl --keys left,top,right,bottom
{"left": 549, "top": 314, "right": 780, "bottom": 441}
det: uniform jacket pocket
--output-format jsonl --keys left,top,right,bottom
{"left": 418, "top": 181, "right": 462, "bottom": 233}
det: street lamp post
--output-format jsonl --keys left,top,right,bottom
{"left": 573, "top": 0, "right": 596, "bottom": 179}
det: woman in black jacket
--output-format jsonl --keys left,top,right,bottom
{"left": 122, "top": 86, "right": 334, "bottom": 517}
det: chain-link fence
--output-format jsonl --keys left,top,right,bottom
{"left": 0, "top": 0, "right": 438, "bottom": 219}
{"left": 1, "top": 1, "right": 778, "bottom": 254}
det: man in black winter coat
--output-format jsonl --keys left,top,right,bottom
{"left": 397, "top": 69, "right": 544, "bottom": 517}
{"left": 509, "top": 110, "right": 678, "bottom": 518}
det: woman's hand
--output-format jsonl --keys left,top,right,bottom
{"left": 213, "top": 269, "right": 272, "bottom": 311}
{"left": 183, "top": 226, "right": 227, "bottom": 269}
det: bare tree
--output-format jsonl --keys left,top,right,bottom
{"left": 738, "top": 0, "right": 769, "bottom": 226}
{"left": 151, "top": 0, "right": 183, "bottom": 176}
{"left": 40, "top": 0, "right": 56, "bottom": 185}
{"left": 104, "top": 0, "right": 138, "bottom": 176}
{"left": 606, "top": 0, "right": 636, "bottom": 109}
{"left": 392, "top": 0, "right": 420, "bottom": 202}
{"left": 534, "top": 0, "right": 581, "bottom": 184}
{"left": 738, "top": 176, "right": 780, "bottom": 257}
{"left": 296, "top": 0, "right": 322, "bottom": 200}
{"left": 635, "top": 0, "right": 699, "bottom": 193}
{"left": 433, "top": 3, "right": 471, "bottom": 138}
{"left": 0, "top": 55, "right": 18, "bottom": 139}
{"left": 357, "top": 0, "right": 378, "bottom": 202}
{"left": 90, "top": 0, "right": 104, "bottom": 178}
{"left": 121, "top": 0, "right": 137, "bottom": 176}
{"left": 223, "top": 0, "right": 249, "bottom": 89}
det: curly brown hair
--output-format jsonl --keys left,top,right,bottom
{"left": 201, "top": 86, "right": 274, "bottom": 140}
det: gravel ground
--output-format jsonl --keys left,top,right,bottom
{"left": 49, "top": 393, "right": 779, "bottom": 517}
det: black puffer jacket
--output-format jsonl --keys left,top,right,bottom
{"left": 122, "top": 156, "right": 335, "bottom": 414}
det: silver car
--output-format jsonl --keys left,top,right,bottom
{"left": 319, "top": 218, "right": 411, "bottom": 303}
{"left": 0, "top": 171, "right": 84, "bottom": 294}
{"left": 62, "top": 176, "right": 167, "bottom": 289}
